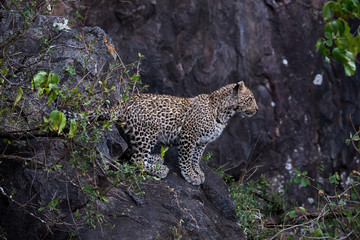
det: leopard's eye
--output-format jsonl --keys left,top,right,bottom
{"left": 248, "top": 97, "right": 253, "bottom": 102}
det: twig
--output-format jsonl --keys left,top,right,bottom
{"left": 268, "top": 205, "right": 329, "bottom": 240}
{"left": 66, "top": 183, "right": 81, "bottom": 240}
{"left": 0, "top": 71, "right": 16, "bottom": 86}
{"left": 238, "top": 134, "right": 261, "bottom": 184}
{"left": 0, "top": 185, "right": 52, "bottom": 233}
{"left": 0, "top": 154, "right": 45, "bottom": 166}
{"left": 349, "top": 114, "right": 360, "bottom": 154}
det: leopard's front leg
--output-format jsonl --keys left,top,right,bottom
{"left": 179, "top": 137, "right": 203, "bottom": 185}
{"left": 191, "top": 144, "right": 207, "bottom": 183}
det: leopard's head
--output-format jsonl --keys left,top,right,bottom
{"left": 232, "top": 81, "right": 258, "bottom": 117}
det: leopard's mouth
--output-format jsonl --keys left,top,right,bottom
{"left": 243, "top": 109, "right": 257, "bottom": 117}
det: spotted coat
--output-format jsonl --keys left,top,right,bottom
{"left": 113, "top": 81, "right": 258, "bottom": 185}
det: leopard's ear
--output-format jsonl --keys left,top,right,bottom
{"left": 233, "top": 81, "right": 244, "bottom": 95}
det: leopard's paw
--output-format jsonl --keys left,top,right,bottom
{"left": 193, "top": 167, "right": 205, "bottom": 183}
{"left": 154, "top": 165, "right": 169, "bottom": 178}
{"left": 181, "top": 171, "right": 203, "bottom": 185}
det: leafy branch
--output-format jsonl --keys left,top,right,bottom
{"left": 316, "top": 0, "right": 360, "bottom": 76}
{"left": 0, "top": 2, "right": 149, "bottom": 236}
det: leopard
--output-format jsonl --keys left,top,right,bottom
{"left": 108, "top": 81, "right": 258, "bottom": 185}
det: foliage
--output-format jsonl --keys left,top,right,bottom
{"left": 345, "top": 115, "right": 360, "bottom": 154}
{"left": 317, "top": 0, "right": 360, "bottom": 76}
{"left": 228, "top": 175, "right": 286, "bottom": 239}
{"left": 202, "top": 152, "right": 213, "bottom": 164}
{"left": 229, "top": 169, "right": 360, "bottom": 239}
{"left": 32, "top": 71, "right": 60, "bottom": 104}
{"left": 0, "top": 1, "right": 149, "bottom": 237}
{"left": 292, "top": 168, "right": 311, "bottom": 187}
{"left": 160, "top": 146, "right": 169, "bottom": 158}
{"left": 171, "top": 219, "right": 184, "bottom": 240}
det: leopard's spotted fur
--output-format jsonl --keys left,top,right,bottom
{"left": 111, "top": 81, "right": 258, "bottom": 185}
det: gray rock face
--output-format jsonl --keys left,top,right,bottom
{"left": 75, "top": 0, "right": 360, "bottom": 202}
{"left": 0, "top": 10, "right": 244, "bottom": 240}
{"left": 80, "top": 156, "right": 243, "bottom": 240}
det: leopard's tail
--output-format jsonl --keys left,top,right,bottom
{"left": 62, "top": 102, "right": 126, "bottom": 124}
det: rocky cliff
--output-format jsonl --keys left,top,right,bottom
{"left": 0, "top": 9, "right": 244, "bottom": 240}
{"left": 67, "top": 0, "right": 360, "bottom": 203}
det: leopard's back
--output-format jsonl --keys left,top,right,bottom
{"left": 122, "top": 94, "right": 189, "bottom": 145}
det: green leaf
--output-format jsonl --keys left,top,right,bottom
{"left": 1, "top": 68, "right": 9, "bottom": 76}
{"left": 48, "top": 83, "right": 58, "bottom": 90}
{"left": 301, "top": 177, "right": 309, "bottom": 187}
{"left": 325, "top": 39, "right": 333, "bottom": 47}
{"left": 75, "top": 209, "right": 80, "bottom": 217}
{"left": 37, "top": 88, "right": 44, "bottom": 97}
{"left": 49, "top": 110, "right": 67, "bottom": 134}
{"left": 48, "top": 73, "right": 59, "bottom": 84}
{"left": 329, "top": 173, "right": 339, "bottom": 184}
{"left": 57, "top": 113, "right": 66, "bottom": 134}
{"left": 14, "top": 86, "right": 23, "bottom": 107}
{"left": 324, "top": 31, "right": 332, "bottom": 39}
{"left": 152, "top": 176, "right": 161, "bottom": 181}
{"left": 314, "top": 228, "right": 323, "bottom": 237}
{"left": 38, "top": 206, "right": 46, "bottom": 211}
{"left": 317, "top": 40, "right": 330, "bottom": 57}
{"left": 33, "top": 71, "right": 48, "bottom": 87}
{"left": 323, "top": 1, "right": 335, "bottom": 21}
{"left": 299, "top": 206, "right": 306, "bottom": 212}
{"left": 130, "top": 74, "right": 140, "bottom": 82}
{"left": 315, "top": 39, "right": 323, "bottom": 50}
{"left": 69, "top": 119, "right": 78, "bottom": 138}
{"left": 44, "top": 87, "right": 51, "bottom": 95}
{"left": 332, "top": 19, "right": 344, "bottom": 36}
{"left": 335, "top": 172, "right": 340, "bottom": 180}
{"left": 345, "top": 138, "right": 351, "bottom": 145}
{"left": 344, "top": 59, "right": 356, "bottom": 76}
{"left": 332, "top": 47, "right": 348, "bottom": 63}
{"left": 1, "top": 109, "right": 8, "bottom": 117}
{"left": 101, "top": 196, "right": 109, "bottom": 203}
{"left": 288, "top": 235, "right": 294, "bottom": 240}
{"left": 293, "top": 176, "right": 300, "bottom": 184}
{"left": 339, "top": 18, "right": 352, "bottom": 37}
{"left": 351, "top": 193, "right": 358, "bottom": 200}
{"left": 288, "top": 210, "right": 296, "bottom": 219}
{"left": 43, "top": 116, "right": 49, "bottom": 123}
{"left": 46, "top": 91, "right": 58, "bottom": 105}
{"left": 160, "top": 146, "right": 169, "bottom": 158}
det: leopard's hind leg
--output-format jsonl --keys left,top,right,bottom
{"left": 130, "top": 137, "right": 169, "bottom": 179}
{"left": 146, "top": 154, "right": 168, "bottom": 178}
